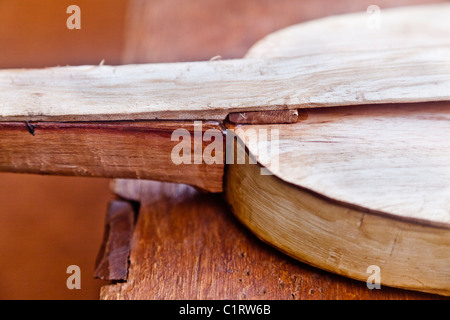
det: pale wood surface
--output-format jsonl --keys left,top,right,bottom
{"left": 235, "top": 3, "right": 450, "bottom": 228}
{"left": 233, "top": 102, "right": 450, "bottom": 228}
{"left": 0, "top": 44, "right": 448, "bottom": 122}
{"left": 1, "top": 4, "right": 449, "bottom": 122}
{"left": 246, "top": 3, "right": 450, "bottom": 58}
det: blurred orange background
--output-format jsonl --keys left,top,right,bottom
{"left": 0, "top": 0, "right": 126, "bottom": 299}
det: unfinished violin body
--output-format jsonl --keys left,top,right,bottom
{"left": 0, "top": 4, "right": 449, "bottom": 295}
{"left": 225, "top": 4, "right": 450, "bottom": 296}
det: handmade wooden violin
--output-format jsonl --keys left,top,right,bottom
{"left": 0, "top": 4, "right": 449, "bottom": 295}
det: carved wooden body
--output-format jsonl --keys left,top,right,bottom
{"left": 0, "top": 4, "right": 449, "bottom": 295}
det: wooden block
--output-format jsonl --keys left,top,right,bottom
{"left": 228, "top": 110, "right": 298, "bottom": 124}
{"left": 95, "top": 200, "right": 135, "bottom": 281}
{"left": 0, "top": 120, "right": 225, "bottom": 192}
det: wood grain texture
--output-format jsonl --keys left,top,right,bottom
{"left": 0, "top": 121, "right": 225, "bottom": 192}
{"left": 101, "top": 180, "right": 444, "bottom": 300}
{"left": 225, "top": 144, "right": 450, "bottom": 296}
{"left": 223, "top": 6, "right": 450, "bottom": 296}
{"left": 232, "top": 102, "right": 450, "bottom": 228}
{"left": 94, "top": 200, "right": 135, "bottom": 281}
{"left": 0, "top": 43, "right": 449, "bottom": 122}
{"left": 240, "top": 2, "right": 450, "bottom": 227}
